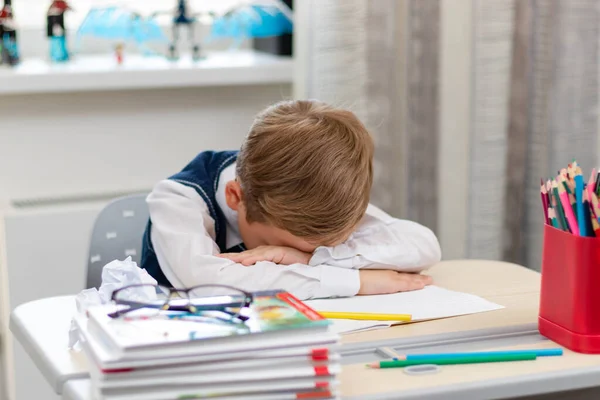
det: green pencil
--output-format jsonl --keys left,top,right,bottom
{"left": 366, "top": 353, "right": 537, "bottom": 369}
{"left": 562, "top": 181, "right": 572, "bottom": 195}
{"left": 549, "top": 209, "right": 560, "bottom": 229}
{"left": 552, "top": 182, "right": 569, "bottom": 231}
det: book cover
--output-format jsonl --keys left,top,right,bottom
{"left": 77, "top": 315, "right": 339, "bottom": 368}
{"left": 86, "top": 290, "right": 331, "bottom": 353}
{"left": 248, "top": 291, "right": 328, "bottom": 332}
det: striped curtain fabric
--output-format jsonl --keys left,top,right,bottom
{"left": 300, "top": 0, "right": 599, "bottom": 269}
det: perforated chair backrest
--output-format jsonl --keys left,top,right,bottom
{"left": 86, "top": 194, "right": 149, "bottom": 289}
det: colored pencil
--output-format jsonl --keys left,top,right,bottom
{"left": 558, "top": 180, "right": 579, "bottom": 235}
{"left": 541, "top": 180, "right": 550, "bottom": 224}
{"left": 589, "top": 207, "right": 600, "bottom": 236}
{"left": 560, "top": 168, "right": 573, "bottom": 195}
{"left": 567, "top": 164, "right": 576, "bottom": 190}
{"left": 562, "top": 180, "right": 572, "bottom": 195}
{"left": 551, "top": 180, "right": 569, "bottom": 231}
{"left": 548, "top": 208, "right": 559, "bottom": 229}
{"left": 588, "top": 168, "right": 597, "bottom": 204}
{"left": 541, "top": 162, "right": 600, "bottom": 238}
{"left": 583, "top": 201, "right": 595, "bottom": 237}
{"left": 393, "top": 348, "right": 563, "bottom": 361}
{"left": 590, "top": 190, "right": 599, "bottom": 217}
{"left": 575, "top": 172, "right": 587, "bottom": 236}
{"left": 570, "top": 194, "right": 578, "bottom": 219}
{"left": 366, "top": 353, "right": 537, "bottom": 369}
{"left": 559, "top": 174, "right": 578, "bottom": 218}
{"left": 591, "top": 210, "right": 600, "bottom": 237}
{"left": 590, "top": 190, "right": 600, "bottom": 220}
{"left": 319, "top": 312, "right": 412, "bottom": 322}
{"left": 582, "top": 190, "right": 595, "bottom": 237}
{"left": 569, "top": 162, "right": 577, "bottom": 179}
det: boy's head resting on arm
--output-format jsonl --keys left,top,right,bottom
{"left": 224, "top": 100, "right": 374, "bottom": 252}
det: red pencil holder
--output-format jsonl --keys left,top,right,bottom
{"left": 539, "top": 224, "right": 600, "bottom": 353}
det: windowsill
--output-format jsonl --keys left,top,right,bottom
{"left": 0, "top": 50, "right": 293, "bottom": 95}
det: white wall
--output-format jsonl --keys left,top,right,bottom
{"left": 0, "top": 210, "right": 8, "bottom": 400}
{"left": 0, "top": 84, "right": 291, "bottom": 202}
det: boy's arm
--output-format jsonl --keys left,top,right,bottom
{"left": 147, "top": 180, "right": 362, "bottom": 300}
{"left": 309, "top": 204, "right": 442, "bottom": 272}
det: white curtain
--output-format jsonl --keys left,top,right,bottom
{"left": 296, "top": 0, "right": 599, "bottom": 270}
{"left": 298, "top": 0, "right": 439, "bottom": 231}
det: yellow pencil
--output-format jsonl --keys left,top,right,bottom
{"left": 318, "top": 311, "right": 412, "bottom": 321}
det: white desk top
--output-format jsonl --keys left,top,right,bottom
{"left": 9, "top": 296, "right": 88, "bottom": 394}
{"left": 12, "top": 259, "right": 595, "bottom": 400}
{"left": 63, "top": 379, "right": 90, "bottom": 400}
{"left": 64, "top": 340, "right": 599, "bottom": 400}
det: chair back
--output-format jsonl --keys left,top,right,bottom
{"left": 86, "top": 194, "right": 149, "bottom": 289}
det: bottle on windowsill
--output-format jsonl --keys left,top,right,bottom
{"left": 0, "top": 0, "right": 20, "bottom": 66}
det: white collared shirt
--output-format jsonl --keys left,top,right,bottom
{"left": 148, "top": 163, "right": 441, "bottom": 300}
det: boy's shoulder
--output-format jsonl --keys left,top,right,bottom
{"left": 183, "top": 150, "right": 238, "bottom": 169}
{"left": 166, "top": 150, "right": 238, "bottom": 194}
{"left": 173, "top": 150, "right": 238, "bottom": 177}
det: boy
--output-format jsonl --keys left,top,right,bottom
{"left": 141, "top": 100, "right": 441, "bottom": 300}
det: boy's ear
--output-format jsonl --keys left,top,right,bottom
{"left": 225, "top": 180, "right": 243, "bottom": 211}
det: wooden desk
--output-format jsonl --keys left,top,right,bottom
{"left": 16, "top": 259, "right": 596, "bottom": 400}
{"left": 338, "top": 261, "right": 600, "bottom": 399}
{"left": 343, "top": 259, "right": 541, "bottom": 345}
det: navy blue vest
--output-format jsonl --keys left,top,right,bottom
{"left": 141, "top": 150, "right": 246, "bottom": 287}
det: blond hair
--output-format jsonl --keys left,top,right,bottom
{"left": 236, "top": 100, "right": 374, "bottom": 245}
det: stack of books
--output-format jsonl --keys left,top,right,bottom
{"left": 75, "top": 290, "right": 340, "bottom": 400}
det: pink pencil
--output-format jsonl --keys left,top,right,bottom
{"left": 588, "top": 168, "right": 597, "bottom": 209}
{"left": 558, "top": 181, "right": 579, "bottom": 235}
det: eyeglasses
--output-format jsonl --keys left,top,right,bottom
{"left": 108, "top": 284, "right": 254, "bottom": 324}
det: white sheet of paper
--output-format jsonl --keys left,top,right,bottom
{"left": 305, "top": 285, "right": 504, "bottom": 335}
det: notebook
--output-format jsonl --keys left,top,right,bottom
{"left": 90, "top": 359, "right": 341, "bottom": 389}
{"left": 84, "top": 339, "right": 339, "bottom": 381}
{"left": 78, "top": 316, "right": 339, "bottom": 370}
{"left": 90, "top": 356, "right": 339, "bottom": 387}
{"left": 306, "top": 285, "right": 505, "bottom": 334}
{"left": 94, "top": 376, "right": 339, "bottom": 400}
{"left": 79, "top": 290, "right": 341, "bottom": 400}
{"left": 86, "top": 290, "right": 331, "bottom": 357}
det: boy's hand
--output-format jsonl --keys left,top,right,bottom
{"left": 218, "top": 245, "right": 312, "bottom": 266}
{"left": 358, "top": 270, "right": 433, "bottom": 295}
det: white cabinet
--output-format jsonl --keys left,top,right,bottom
{"left": 1, "top": 200, "right": 105, "bottom": 400}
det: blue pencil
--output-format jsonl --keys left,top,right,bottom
{"left": 575, "top": 174, "right": 587, "bottom": 236}
{"left": 394, "top": 348, "right": 563, "bottom": 361}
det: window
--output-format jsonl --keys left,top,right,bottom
{"left": 13, "top": 0, "right": 242, "bottom": 29}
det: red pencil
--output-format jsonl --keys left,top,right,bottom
{"left": 541, "top": 179, "right": 550, "bottom": 224}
